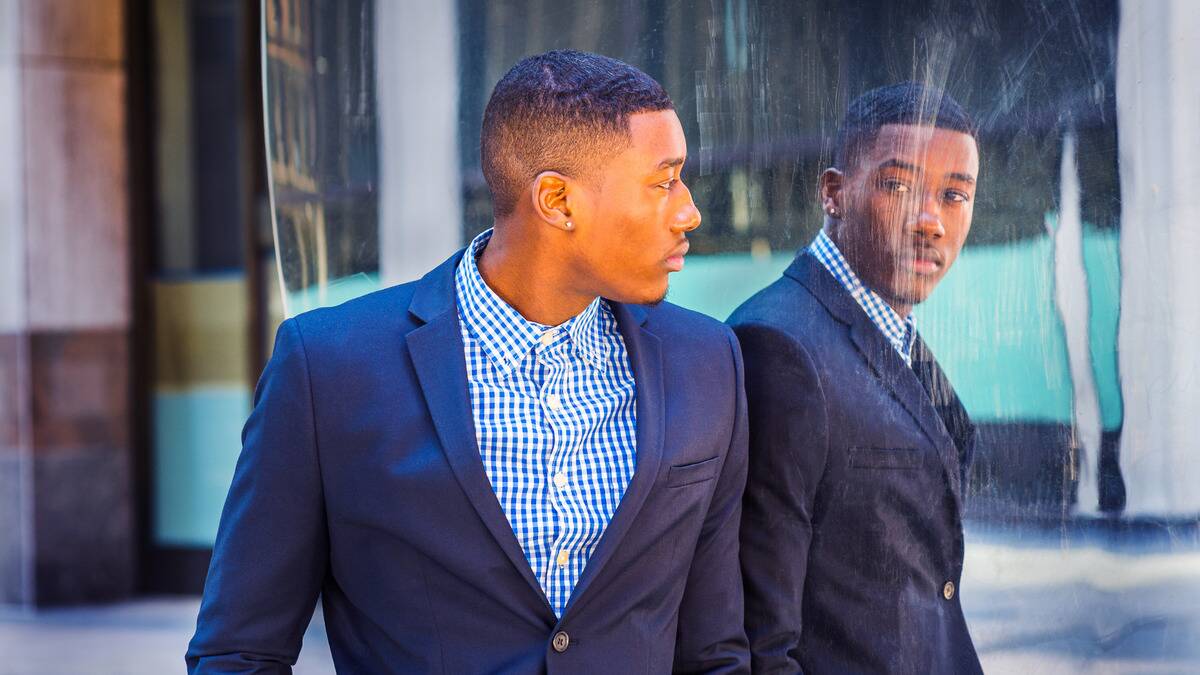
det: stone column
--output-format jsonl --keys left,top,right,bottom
{"left": 0, "top": 0, "right": 134, "bottom": 606}
{"left": 1116, "top": 0, "right": 1200, "bottom": 516}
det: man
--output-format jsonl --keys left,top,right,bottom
{"left": 729, "top": 82, "right": 983, "bottom": 674}
{"left": 187, "top": 50, "right": 749, "bottom": 673}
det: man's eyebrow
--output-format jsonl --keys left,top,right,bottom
{"left": 656, "top": 157, "right": 686, "bottom": 170}
{"left": 877, "top": 158, "right": 976, "bottom": 184}
{"left": 877, "top": 158, "right": 919, "bottom": 173}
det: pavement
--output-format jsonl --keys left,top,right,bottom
{"left": 2, "top": 530, "right": 1198, "bottom": 674}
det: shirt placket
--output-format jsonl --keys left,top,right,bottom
{"left": 536, "top": 326, "right": 578, "bottom": 615}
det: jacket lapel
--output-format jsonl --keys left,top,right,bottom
{"left": 912, "top": 335, "right": 977, "bottom": 491}
{"left": 788, "top": 252, "right": 965, "bottom": 506}
{"left": 561, "top": 301, "right": 664, "bottom": 618}
{"left": 404, "top": 251, "right": 555, "bottom": 617}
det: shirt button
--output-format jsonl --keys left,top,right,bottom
{"left": 552, "top": 630, "right": 570, "bottom": 653}
{"left": 553, "top": 472, "right": 568, "bottom": 489}
{"left": 546, "top": 393, "right": 562, "bottom": 411}
{"left": 540, "top": 329, "right": 557, "bottom": 346}
{"left": 556, "top": 550, "right": 569, "bottom": 567}
{"left": 943, "top": 580, "right": 956, "bottom": 600}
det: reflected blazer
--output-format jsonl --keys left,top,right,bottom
{"left": 728, "top": 251, "right": 982, "bottom": 675}
{"left": 186, "top": 250, "right": 750, "bottom": 674}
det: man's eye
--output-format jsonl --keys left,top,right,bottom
{"left": 883, "top": 179, "right": 910, "bottom": 194}
{"left": 944, "top": 190, "right": 970, "bottom": 203}
{"left": 657, "top": 179, "right": 678, "bottom": 191}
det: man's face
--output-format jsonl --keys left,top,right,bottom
{"left": 825, "top": 123, "right": 979, "bottom": 313}
{"left": 565, "top": 109, "right": 701, "bottom": 305}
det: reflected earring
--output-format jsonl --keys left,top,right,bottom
{"left": 564, "top": 220, "right": 574, "bottom": 231}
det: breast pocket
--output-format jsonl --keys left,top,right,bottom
{"left": 847, "top": 446, "right": 925, "bottom": 470}
{"left": 666, "top": 455, "right": 721, "bottom": 487}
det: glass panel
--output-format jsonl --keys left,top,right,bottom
{"left": 263, "top": 0, "right": 381, "bottom": 316}
{"left": 263, "top": 1, "right": 1200, "bottom": 670}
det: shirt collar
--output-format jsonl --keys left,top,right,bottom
{"left": 455, "top": 229, "right": 613, "bottom": 374}
{"left": 809, "top": 229, "right": 917, "bottom": 365}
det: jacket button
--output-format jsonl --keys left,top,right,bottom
{"left": 943, "top": 581, "right": 956, "bottom": 600}
{"left": 552, "top": 631, "right": 570, "bottom": 653}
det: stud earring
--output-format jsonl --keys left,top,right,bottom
{"left": 564, "top": 220, "right": 574, "bottom": 231}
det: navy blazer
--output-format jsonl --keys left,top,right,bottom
{"left": 187, "top": 250, "right": 750, "bottom": 674}
{"left": 728, "top": 251, "right": 981, "bottom": 674}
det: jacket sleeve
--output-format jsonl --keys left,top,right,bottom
{"left": 672, "top": 329, "right": 751, "bottom": 674}
{"left": 732, "top": 323, "right": 829, "bottom": 674}
{"left": 186, "top": 318, "right": 329, "bottom": 674}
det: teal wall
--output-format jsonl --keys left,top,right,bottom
{"left": 154, "top": 387, "right": 250, "bottom": 547}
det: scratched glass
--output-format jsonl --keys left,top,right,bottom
{"left": 264, "top": 1, "right": 1200, "bottom": 670}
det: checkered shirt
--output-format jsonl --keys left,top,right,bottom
{"left": 810, "top": 229, "right": 917, "bottom": 365}
{"left": 454, "top": 229, "right": 638, "bottom": 617}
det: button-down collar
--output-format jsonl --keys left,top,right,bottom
{"left": 455, "top": 229, "right": 613, "bottom": 375}
{"left": 809, "top": 229, "right": 917, "bottom": 365}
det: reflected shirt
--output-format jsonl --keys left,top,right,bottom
{"left": 810, "top": 229, "right": 917, "bottom": 365}
{"left": 454, "top": 229, "right": 638, "bottom": 617}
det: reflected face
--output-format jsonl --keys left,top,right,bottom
{"left": 567, "top": 109, "right": 701, "bottom": 305}
{"left": 825, "top": 124, "right": 979, "bottom": 314}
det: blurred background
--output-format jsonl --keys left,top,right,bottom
{"left": 1, "top": 0, "right": 1198, "bottom": 673}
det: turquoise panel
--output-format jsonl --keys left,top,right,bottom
{"left": 669, "top": 236, "right": 1103, "bottom": 425}
{"left": 288, "top": 272, "right": 381, "bottom": 315}
{"left": 914, "top": 235, "right": 1073, "bottom": 423}
{"left": 1082, "top": 228, "right": 1123, "bottom": 430}
{"left": 154, "top": 386, "right": 251, "bottom": 547}
{"left": 666, "top": 252, "right": 794, "bottom": 323}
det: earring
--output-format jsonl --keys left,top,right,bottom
{"left": 828, "top": 208, "right": 839, "bottom": 218}
{"left": 564, "top": 220, "right": 574, "bottom": 231}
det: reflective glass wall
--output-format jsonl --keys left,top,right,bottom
{"left": 262, "top": 1, "right": 1200, "bottom": 669}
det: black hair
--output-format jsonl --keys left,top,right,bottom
{"left": 481, "top": 49, "right": 674, "bottom": 217}
{"left": 834, "top": 81, "right": 976, "bottom": 170}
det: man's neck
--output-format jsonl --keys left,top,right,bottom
{"left": 823, "top": 225, "right": 913, "bottom": 317}
{"left": 476, "top": 223, "right": 595, "bottom": 326}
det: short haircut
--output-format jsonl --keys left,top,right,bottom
{"left": 834, "top": 82, "right": 976, "bottom": 170}
{"left": 481, "top": 49, "right": 674, "bottom": 217}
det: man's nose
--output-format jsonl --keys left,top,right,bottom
{"left": 912, "top": 193, "right": 945, "bottom": 238}
{"left": 672, "top": 184, "right": 702, "bottom": 233}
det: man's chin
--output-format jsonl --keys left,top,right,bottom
{"left": 608, "top": 283, "right": 669, "bottom": 307}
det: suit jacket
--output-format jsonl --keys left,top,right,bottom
{"left": 727, "top": 251, "right": 981, "bottom": 674}
{"left": 187, "top": 250, "right": 750, "bottom": 674}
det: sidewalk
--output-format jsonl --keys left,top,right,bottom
{"left": 2, "top": 535, "right": 1198, "bottom": 674}
{"left": 0, "top": 598, "right": 333, "bottom": 675}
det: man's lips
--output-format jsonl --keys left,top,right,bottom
{"left": 665, "top": 242, "right": 690, "bottom": 271}
{"left": 908, "top": 247, "right": 944, "bottom": 275}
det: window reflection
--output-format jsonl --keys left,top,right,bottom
{"left": 261, "top": 1, "right": 1200, "bottom": 670}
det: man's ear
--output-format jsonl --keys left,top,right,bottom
{"left": 531, "top": 171, "right": 574, "bottom": 232}
{"left": 819, "top": 168, "right": 845, "bottom": 219}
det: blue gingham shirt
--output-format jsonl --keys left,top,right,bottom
{"left": 455, "top": 229, "right": 638, "bottom": 617}
{"left": 810, "top": 229, "right": 916, "bottom": 365}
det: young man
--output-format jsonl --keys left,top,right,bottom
{"left": 188, "top": 50, "right": 750, "bottom": 673}
{"left": 729, "top": 82, "right": 983, "bottom": 674}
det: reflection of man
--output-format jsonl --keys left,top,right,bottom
{"left": 729, "top": 82, "right": 983, "bottom": 674}
{"left": 188, "top": 50, "right": 750, "bottom": 673}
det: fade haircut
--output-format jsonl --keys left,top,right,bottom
{"left": 834, "top": 81, "right": 976, "bottom": 171}
{"left": 481, "top": 49, "right": 674, "bottom": 217}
